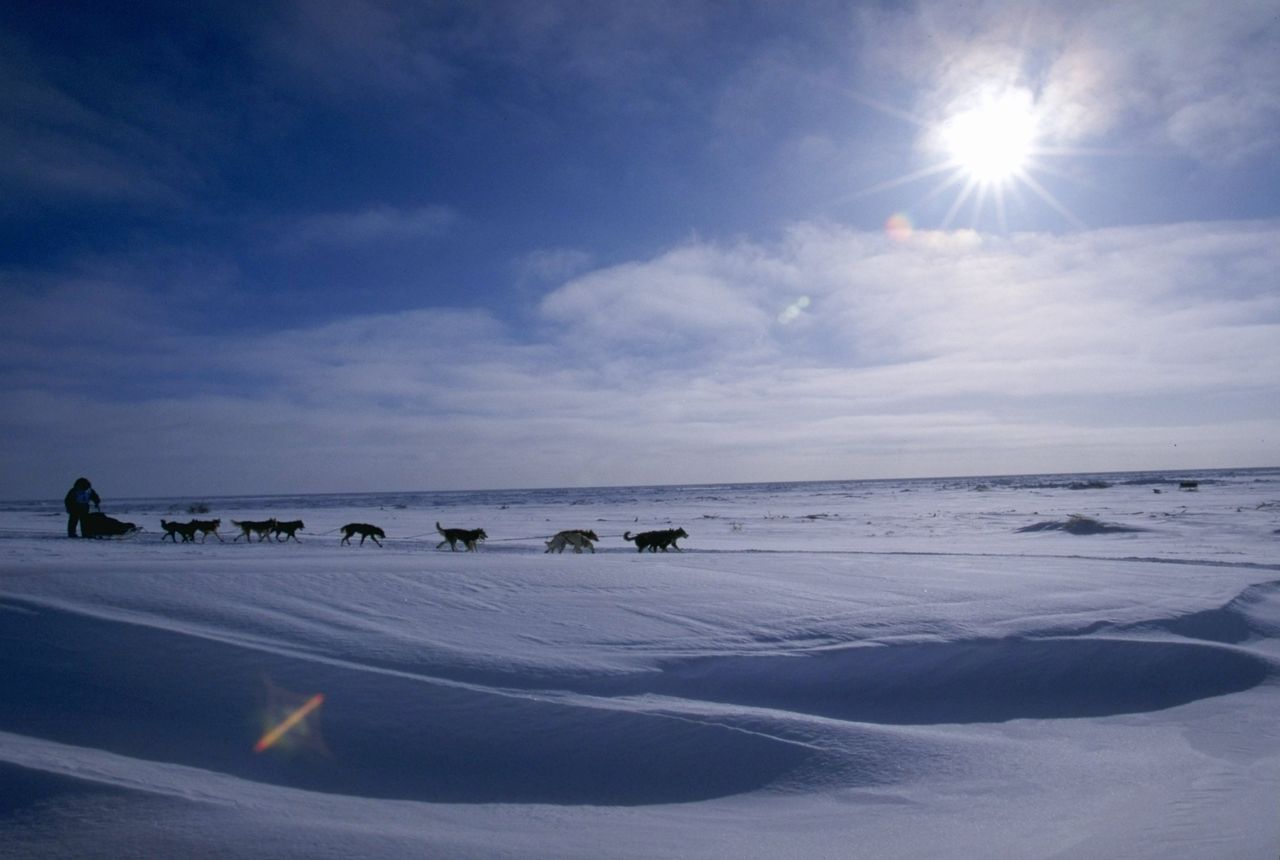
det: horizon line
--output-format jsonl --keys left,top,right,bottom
{"left": 7, "top": 464, "right": 1276, "bottom": 505}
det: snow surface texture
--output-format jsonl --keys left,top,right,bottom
{"left": 2, "top": 469, "right": 1278, "bottom": 859}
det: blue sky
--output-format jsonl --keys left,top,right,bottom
{"left": 3, "top": 0, "right": 1278, "bottom": 499}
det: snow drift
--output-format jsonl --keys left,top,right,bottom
{"left": 2, "top": 468, "right": 1279, "bottom": 858}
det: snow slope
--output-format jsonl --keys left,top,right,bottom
{"left": 2, "top": 470, "right": 1278, "bottom": 858}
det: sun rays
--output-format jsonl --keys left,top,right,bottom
{"left": 842, "top": 82, "right": 1086, "bottom": 233}
{"left": 928, "top": 86, "right": 1088, "bottom": 231}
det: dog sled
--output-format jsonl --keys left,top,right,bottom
{"left": 83, "top": 509, "right": 140, "bottom": 539}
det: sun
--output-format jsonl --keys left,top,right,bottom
{"left": 842, "top": 81, "right": 1081, "bottom": 231}
{"left": 940, "top": 90, "right": 1038, "bottom": 186}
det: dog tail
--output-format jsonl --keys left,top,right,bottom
{"left": 623, "top": 531, "right": 633, "bottom": 541}
{"left": 436, "top": 521, "right": 444, "bottom": 534}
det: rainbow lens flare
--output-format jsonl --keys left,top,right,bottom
{"left": 254, "top": 692, "right": 325, "bottom": 753}
{"left": 885, "top": 212, "right": 913, "bottom": 241}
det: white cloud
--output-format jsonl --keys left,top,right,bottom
{"left": 514, "top": 247, "right": 595, "bottom": 285}
{"left": 251, "top": 0, "right": 457, "bottom": 100}
{"left": 538, "top": 243, "right": 782, "bottom": 356}
{"left": 0, "top": 54, "right": 196, "bottom": 202}
{"left": 859, "top": 1, "right": 1280, "bottom": 163}
{"left": 1046, "top": 1, "right": 1280, "bottom": 162}
{"left": 4, "top": 219, "right": 1278, "bottom": 497}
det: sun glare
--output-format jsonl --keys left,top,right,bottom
{"left": 847, "top": 81, "right": 1081, "bottom": 231}
{"left": 941, "top": 91, "right": 1038, "bottom": 185}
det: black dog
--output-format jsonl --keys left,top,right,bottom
{"left": 436, "top": 522, "right": 487, "bottom": 551}
{"left": 340, "top": 522, "right": 385, "bottom": 546}
{"left": 190, "top": 518, "right": 224, "bottom": 542}
{"left": 272, "top": 519, "right": 305, "bottom": 542}
{"left": 161, "top": 518, "right": 198, "bottom": 543}
{"left": 624, "top": 528, "right": 688, "bottom": 553}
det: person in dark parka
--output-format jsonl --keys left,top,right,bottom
{"left": 64, "top": 477, "right": 101, "bottom": 538}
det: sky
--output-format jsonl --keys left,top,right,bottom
{"left": 2, "top": 0, "right": 1278, "bottom": 500}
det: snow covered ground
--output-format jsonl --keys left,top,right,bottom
{"left": 2, "top": 469, "right": 1278, "bottom": 858}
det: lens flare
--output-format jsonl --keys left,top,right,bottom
{"left": 777, "top": 295, "right": 811, "bottom": 324}
{"left": 885, "top": 212, "right": 914, "bottom": 241}
{"left": 843, "top": 80, "right": 1085, "bottom": 231}
{"left": 254, "top": 692, "right": 325, "bottom": 753}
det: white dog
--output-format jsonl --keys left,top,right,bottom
{"left": 545, "top": 529, "right": 600, "bottom": 554}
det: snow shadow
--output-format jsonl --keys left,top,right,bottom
{"left": 0, "top": 761, "right": 143, "bottom": 818}
{"left": 599, "top": 636, "right": 1271, "bottom": 725}
{"left": 1016, "top": 514, "right": 1145, "bottom": 534}
{"left": 1080, "top": 579, "right": 1280, "bottom": 645}
{"left": 0, "top": 600, "right": 821, "bottom": 806}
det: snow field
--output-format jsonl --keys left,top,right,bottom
{"left": 2, "top": 470, "right": 1278, "bottom": 858}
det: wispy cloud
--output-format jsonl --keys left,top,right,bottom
{"left": 248, "top": 1, "right": 457, "bottom": 101}
{"left": 3, "top": 2, "right": 1279, "bottom": 498}
{"left": 538, "top": 243, "right": 783, "bottom": 359}
{"left": 514, "top": 248, "right": 595, "bottom": 286}
{"left": 859, "top": 0, "right": 1280, "bottom": 163}
{"left": 249, "top": 0, "right": 718, "bottom": 109}
{"left": 4, "top": 219, "right": 1276, "bottom": 496}
{"left": 278, "top": 204, "right": 459, "bottom": 251}
{"left": 0, "top": 53, "right": 197, "bottom": 204}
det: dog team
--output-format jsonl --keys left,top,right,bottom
{"left": 156, "top": 517, "right": 688, "bottom": 553}
{"left": 75, "top": 478, "right": 690, "bottom": 552}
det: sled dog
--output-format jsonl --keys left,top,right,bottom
{"left": 161, "top": 518, "right": 198, "bottom": 543}
{"left": 545, "top": 529, "right": 600, "bottom": 553}
{"left": 436, "top": 522, "right": 487, "bottom": 551}
{"left": 232, "top": 518, "right": 277, "bottom": 542}
{"left": 340, "top": 522, "right": 385, "bottom": 546}
{"left": 272, "top": 519, "right": 305, "bottom": 542}
{"left": 624, "top": 528, "right": 688, "bottom": 553}
{"left": 190, "top": 518, "right": 223, "bottom": 542}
